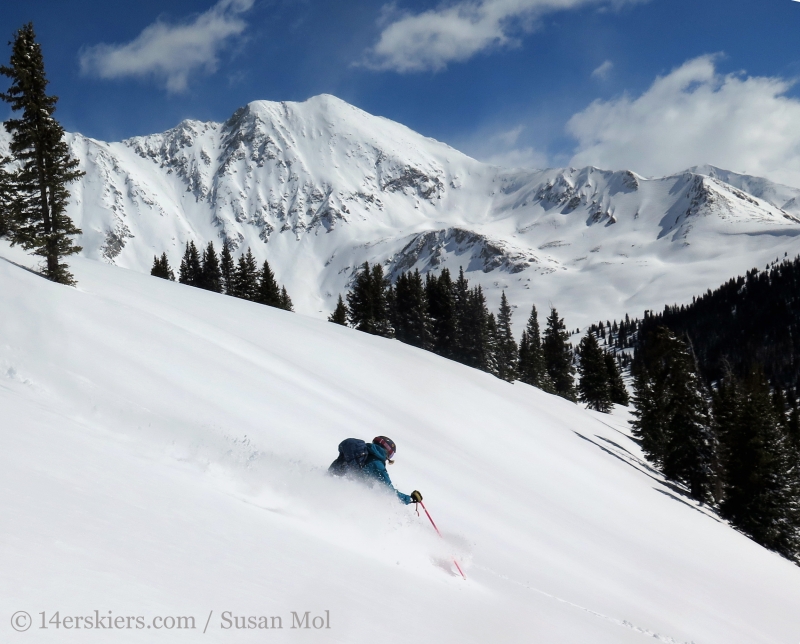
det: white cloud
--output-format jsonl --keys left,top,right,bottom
{"left": 79, "top": 0, "right": 254, "bottom": 92}
{"left": 364, "top": 0, "right": 643, "bottom": 72}
{"left": 460, "top": 124, "right": 550, "bottom": 169}
{"left": 591, "top": 59, "right": 613, "bottom": 79}
{"left": 482, "top": 145, "right": 550, "bottom": 169}
{"left": 568, "top": 55, "right": 800, "bottom": 188}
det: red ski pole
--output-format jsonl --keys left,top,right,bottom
{"left": 419, "top": 500, "right": 466, "bottom": 580}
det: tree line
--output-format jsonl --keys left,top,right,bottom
{"left": 633, "top": 253, "right": 800, "bottom": 390}
{"left": 151, "top": 240, "right": 293, "bottom": 311}
{"left": 330, "top": 262, "right": 628, "bottom": 409}
{"left": 595, "top": 256, "right": 800, "bottom": 563}
{"left": 0, "top": 24, "right": 83, "bottom": 285}
{"left": 630, "top": 325, "right": 800, "bottom": 562}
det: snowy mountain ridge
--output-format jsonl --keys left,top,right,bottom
{"left": 4, "top": 94, "right": 800, "bottom": 327}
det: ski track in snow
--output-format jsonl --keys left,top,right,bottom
{"left": 477, "top": 565, "right": 695, "bottom": 644}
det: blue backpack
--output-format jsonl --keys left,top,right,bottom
{"left": 329, "top": 438, "right": 369, "bottom": 475}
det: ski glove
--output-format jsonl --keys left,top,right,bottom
{"left": 410, "top": 490, "right": 423, "bottom": 503}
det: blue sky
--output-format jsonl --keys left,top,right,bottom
{"left": 3, "top": 0, "right": 800, "bottom": 184}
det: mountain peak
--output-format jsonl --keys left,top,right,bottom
{"left": 14, "top": 95, "right": 800, "bottom": 329}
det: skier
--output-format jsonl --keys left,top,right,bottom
{"left": 329, "top": 435, "right": 422, "bottom": 505}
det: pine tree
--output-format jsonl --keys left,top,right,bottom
{"left": 0, "top": 157, "right": 13, "bottom": 237}
{"left": 370, "top": 264, "right": 391, "bottom": 336}
{"left": 711, "top": 370, "right": 742, "bottom": 503}
{"left": 604, "top": 353, "right": 629, "bottom": 406}
{"left": 178, "top": 241, "right": 202, "bottom": 286}
{"left": 220, "top": 238, "right": 234, "bottom": 295}
{"left": 577, "top": 333, "right": 612, "bottom": 412}
{"left": 255, "top": 259, "right": 281, "bottom": 307}
{"left": 660, "top": 340, "right": 715, "bottom": 502}
{"left": 232, "top": 247, "right": 258, "bottom": 300}
{"left": 425, "top": 268, "right": 458, "bottom": 359}
{"left": 633, "top": 329, "right": 690, "bottom": 461}
{"left": 495, "top": 291, "right": 518, "bottom": 382}
{"left": 518, "top": 304, "right": 554, "bottom": 392}
{"left": 150, "top": 252, "right": 175, "bottom": 281}
{"left": 787, "top": 391, "right": 800, "bottom": 454}
{"left": 392, "top": 270, "right": 429, "bottom": 349}
{"left": 279, "top": 286, "right": 294, "bottom": 312}
{"left": 346, "top": 262, "right": 391, "bottom": 337}
{"left": 486, "top": 312, "right": 499, "bottom": 376}
{"left": 199, "top": 241, "right": 222, "bottom": 292}
{"left": 453, "top": 267, "right": 471, "bottom": 363}
{"left": 1, "top": 23, "right": 84, "bottom": 284}
{"left": 542, "top": 307, "right": 577, "bottom": 401}
{"left": 632, "top": 327, "right": 715, "bottom": 501}
{"left": 329, "top": 295, "right": 348, "bottom": 325}
{"left": 631, "top": 362, "right": 669, "bottom": 465}
{"left": 718, "top": 369, "right": 800, "bottom": 559}
{"left": 459, "top": 285, "right": 492, "bottom": 371}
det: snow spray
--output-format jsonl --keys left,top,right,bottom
{"left": 419, "top": 501, "right": 467, "bottom": 580}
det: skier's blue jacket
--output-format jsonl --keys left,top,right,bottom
{"left": 362, "top": 443, "right": 413, "bottom": 505}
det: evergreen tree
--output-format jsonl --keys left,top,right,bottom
{"left": 577, "top": 333, "right": 612, "bottom": 412}
{"left": 604, "top": 353, "right": 630, "bottom": 406}
{"left": 1, "top": 23, "right": 84, "bottom": 284}
{"left": 631, "top": 362, "right": 669, "bottom": 465}
{"left": 486, "top": 312, "right": 499, "bottom": 376}
{"left": 369, "top": 264, "right": 391, "bottom": 336}
{"left": 787, "top": 391, "right": 800, "bottom": 454}
{"left": 346, "top": 262, "right": 392, "bottom": 337}
{"left": 329, "top": 295, "right": 348, "bottom": 325}
{"left": 279, "top": 286, "right": 294, "bottom": 312}
{"left": 425, "top": 268, "right": 458, "bottom": 359}
{"left": 150, "top": 252, "right": 175, "bottom": 281}
{"left": 255, "top": 259, "right": 281, "bottom": 307}
{"left": 459, "top": 285, "right": 492, "bottom": 371}
{"left": 632, "top": 327, "right": 715, "bottom": 501}
{"left": 178, "top": 241, "right": 202, "bottom": 286}
{"left": 519, "top": 331, "right": 531, "bottom": 374}
{"left": 231, "top": 247, "right": 258, "bottom": 300}
{"left": 711, "top": 370, "right": 742, "bottom": 503}
{"left": 542, "top": 307, "right": 577, "bottom": 401}
{"left": 495, "top": 291, "right": 518, "bottom": 382}
{"left": 518, "top": 304, "right": 554, "bottom": 392}
{"left": 199, "top": 241, "right": 222, "bottom": 293}
{"left": 392, "top": 270, "right": 429, "bottom": 349}
{"left": 453, "top": 267, "right": 471, "bottom": 363}
{"left": 718, "top": 369, "right": 800, "bottom": 559}
{"left": 660, "top": 341, "right": 715, "bottom": 502}
{"left": 632, "top": 327, "right": 686, "bottom": 465}
{"left": 0, "top": 157, "right": 13, "bottom": 237}
{"left": 220, "top": 238, "right": 234, "bottom": 295}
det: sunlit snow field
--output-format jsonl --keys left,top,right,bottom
{"left": 2, "top": 242, "right": 800, "bottom": 643}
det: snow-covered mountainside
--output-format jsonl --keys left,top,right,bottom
{"left": 5, "top": 94, "right": 800, "bottom": 327}
{"left": 2, "top": 245, "right": 800, "bottom": 643}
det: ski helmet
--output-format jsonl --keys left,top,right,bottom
{"left": 372, "top": 436, "right": 396, "bottom": 460}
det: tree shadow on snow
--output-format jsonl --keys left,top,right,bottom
{"left": 572, "top": 431, "right": 722, "bottom": 523}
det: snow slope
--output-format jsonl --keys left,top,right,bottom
{"left": 5, "top": 95, "right": 800, "bottom": 329}
{"left": 2, "top": 242, "right": 800, "bottom": 643}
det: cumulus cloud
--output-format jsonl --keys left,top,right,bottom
{"left": 591, "top": 60, "right": 613, "bottom": 80}
{"left": 364, "top": 0, "right": 643, "bottom": 72}
{"left": 79, "top": 0, "right": 254, "bottom": 92}
{"left": 568, "top": 55, "right": 800, "bottom": 188}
